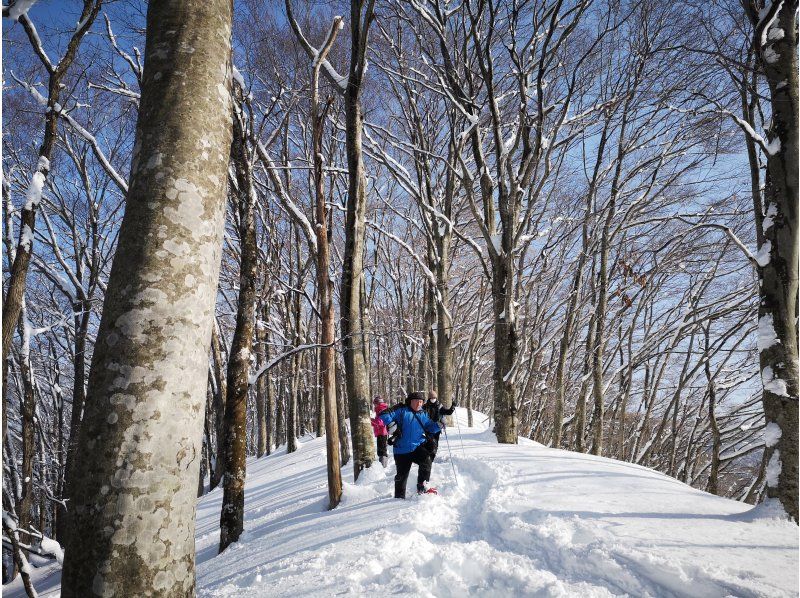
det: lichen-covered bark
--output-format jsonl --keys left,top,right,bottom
{"left": 60, "top": 0, "right": 233, "bottom": 594}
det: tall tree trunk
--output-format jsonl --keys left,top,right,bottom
{"left": 315, "top": 347, "right": 324, "bottom": 437}
{"left": 422, "top": 277, "right": 437, "bottom": 390}
{"left": 209, "top": 322, "right": 227, "bottom": 490}
{"left": 61, "top": 0, "right": 233, "bottom": 592}
{"left": 276, "top": 378, "right": 285, "bottom": 447}
{"left": 704, "top": 326, "right": 721, "bottom": 495}
{"left": 255, "top": 311, "right": 268, "bottom": 457}
{"left": 336, "top": 356, "right": 351, "bottom": 466}
{"left": 58, "top": 301, "right": 90, "bottom": 543}
{"left": 287, "top": 350, "right": 299, "bottom": 453}
{"left": 219, "top": 90, "right": 259, "bottom": 553}
{"left": 746, "top": 0, "right": 799, "bottom": 523}
{"left": 17, "top": 303, "right": 36, "bottom": 546}
{"left": 341, "top": 0, "right": 377, "bottom": 480}
{"left": 435, "top": 243, "right": 452, "bottom": 409}
{"left": 310, "top": 20, "right": 343, "bottom": 507}
{"left": 492, "top": 251, "right": 518, "bottom": 444}
{"left": 574, "top": 307, "right": 596, "bottom": 453}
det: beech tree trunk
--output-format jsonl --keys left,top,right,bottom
{"left": 341, "top": 0, "right": 377, "bottom": 480}
{"left": 492, "top": 250, "right": 518, "bottom": 444}
{"left": 311, "top": 20, "right": 343, "bottom": 508}
{"left": 219, "top": 88, "right": 259, "bottom": 553}
{"left": 209, "top": 322, "right": 227, "bottom": 490}
{"left": 255, "top": 308, "right": 269, "bottom": 457}
{"left": 61, "top": 0, "right": 233, "bottom": 593}
{"left": 746, "top": 0, "right": 799, "bottom": 523}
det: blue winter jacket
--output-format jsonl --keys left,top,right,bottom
{"left": 379, "top": 406, "right": 440, "bottom": 455}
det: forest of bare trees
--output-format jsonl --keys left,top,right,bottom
{"left": 2, "top": 0, "right": 797, "bottom": 592}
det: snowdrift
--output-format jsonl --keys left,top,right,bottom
{"left": 6, "top": 408, "right": 798, "bottom": 597}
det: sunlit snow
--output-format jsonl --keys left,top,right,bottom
{"left": 8, "top": 409, "right": 797, "bottom": 598}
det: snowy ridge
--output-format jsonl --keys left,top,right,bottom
{"left": 6, "top": 409, "right": 797, "bottom": 597}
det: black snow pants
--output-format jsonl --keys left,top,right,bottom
{"left": 377, "top": 435, "right": 388, "bottom": 458}
{"left": 429, "top": 431, "right": 441, "bottom": 461}
{"left": 393, "top": 444, "right": 432, "bottom": 499}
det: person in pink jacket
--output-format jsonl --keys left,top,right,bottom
{"left": 371, "top": 396, "right": 390, "bottom": 467}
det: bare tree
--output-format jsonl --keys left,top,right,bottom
{"left": 2, "top": 0, "right": 102, "bottom": 442}
{"left": 311, "top": 17, "right": 345, "bottom": 509}
{"left": 743, "top": 0, "right": 798, "bottom": 523}
{"left": 285, "top": 0, "right": 377, "bottom": 479}
{"left": 219, "top": 84, "right": 260, "bottom": 553}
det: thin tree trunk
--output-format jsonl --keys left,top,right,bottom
{"left": 219, "top": 88, "right": 260, "bottom": 553}
{"left": 341, "top": 0, "right": 377, "bottom": 480}
{"left": 552, "top": 124, "right": 607, "bottom": 448}
{"left": 210, "top": 322, "right": 227, "bottom": 490}
{"left": 58, "top": 301, "right": 90, "bottom": 543}
{"left": 310, "top": 25, "right": 344, "bottom": 506}
{"left": 255, "top": 310, "right": 268, "bottom": 457}
{"left": 575, "top": 309, "right": 596, "bottom": 453}
{"left": 61, "top": 1, "right": 233, "bottom": 592}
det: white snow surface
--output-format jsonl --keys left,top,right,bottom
{"left": 5, "top": 409, "right": 798, "bottom": 597}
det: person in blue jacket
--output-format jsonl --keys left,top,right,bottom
{"left": 379, "top": 391, "right": 441, "bottom": 498}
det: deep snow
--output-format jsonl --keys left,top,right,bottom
{"left": 6, "top": 408, "right": 798, "bottom": 597}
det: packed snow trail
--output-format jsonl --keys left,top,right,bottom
{"left": 193, "top": 409, "right": 796, "bottom": 597}
{"left": 5, "top": 408, "right": 797, "bottom": 597}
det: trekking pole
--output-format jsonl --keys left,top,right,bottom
{"left": 454, "top": 405, "right": 467, "bottom": 458}
{"left": 442, "top": 425, "right": 459, "bottom": 487}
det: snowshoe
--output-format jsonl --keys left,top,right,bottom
{"left": 417, "top": 486, "right": 437, "bottom": 495}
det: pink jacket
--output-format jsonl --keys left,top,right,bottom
{"left": 371, "top": 402, "right": 389, "bottom": 436}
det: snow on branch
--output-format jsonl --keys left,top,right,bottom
{"left": 3, "top": 0, "right": 38, "bottom": 21}
{"left": 366, "top": 218, "right": 436, "bottom": 286}
{"left": 249, "top": 342, "right": 334, "bottom": 386}
{"left": 661, "top": 215, "right": 761, "bottom": 269}
{"left": 104, "top": 14, "right": 142, "bottom": 83}
{"left": 668, "top": 101, "right": 781, "bottom": 157}
{"left": 756, "top": 0, "right": 784, "bottom": 49}
{"left": 285, "top": 0, "right": 348, "bottom": 94}
{"left": 13, "top": 73, "right": 129, "bottom": 193}
{"left": 254, "top": 139, "right": 318, "bottom": 254}
{"left": 18, "top": 12, "right": 54, "bottom": 73}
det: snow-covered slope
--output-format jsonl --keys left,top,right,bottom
{"left": 6, "top": 408, "right": 798, "bottom": 597}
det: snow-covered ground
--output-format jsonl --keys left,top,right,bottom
{"left": 6, "top": 408, "right": 798, "bottom": 597}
